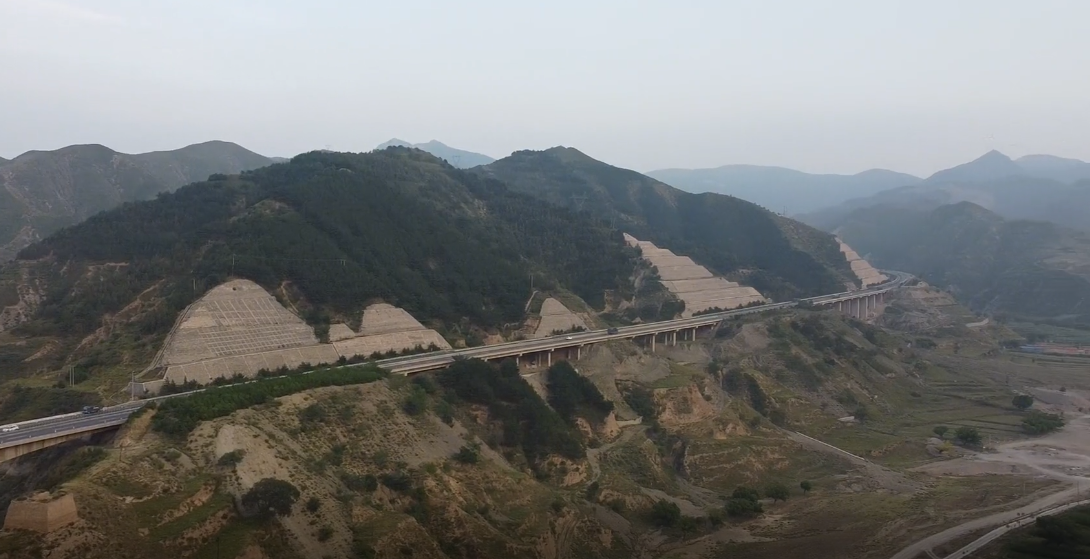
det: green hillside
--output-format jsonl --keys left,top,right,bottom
{"left": 835, "top": 202, "right": 1090, "bottom": 326}
{"left": 5, "top": 148, "right": 636, "bottom": 376}
{"left": 476, "top": 147, "right": 856, "bottom": 299}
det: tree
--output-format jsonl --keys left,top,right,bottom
{"left": 933, "top": 426, "right": 949, "bottom": 439}
{"left": 1012, "top": 394, "right": 1034, "bottom": 411}
{"left": 725, "top": 486, "right": 764, "bottom": 518}
{"left": 765, "top": 482, "right": 790, "bottom": 502}
{"left": 725, "top": 497, "right": 763, "bottom": 518}
{"left": 800, "top": 480, "right": 812, "bottom": 494}
{"left": 955, "top": 426, "right": 982, "bottom": 447}
{"left": 241, "top": 478, "right": 300, "bottom": 520}
{"left": 649, "top": 499, "right": 681, "bottom": 527}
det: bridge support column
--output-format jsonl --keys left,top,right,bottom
{"left": 691, "top": 327, "right": 697, "bottom": 341}
{"left": 576, "top": 346, "right": 581, "bottom": 360}
{"left": 650, "top": 334, "right": 656, "bottom": 352}
{"left": 547, "top": 350, "right": 552, "bottom": 367}
{"left": 671, "top": 331, "right": 677, "bottom": 346}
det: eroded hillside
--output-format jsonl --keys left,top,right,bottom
{"left": 1, "top": 297, "right": 1076, "bottom": 559}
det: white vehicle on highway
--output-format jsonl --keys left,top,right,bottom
{"left": 1, "top": 425, "right": 18, "bottom": 433}
{"left": 565, "top": 336, "right": 574, "bottom": 340}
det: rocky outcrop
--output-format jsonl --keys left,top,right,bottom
{"left": 624, "top": 234, "right": 766, "bottom": 316}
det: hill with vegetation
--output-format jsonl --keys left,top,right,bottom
{"left": 476, "top": 147, "right": 857, "bottom": 300}
{"left": 375, "top": 138, "right": 495, "bottom": 168}
{"left": 833, "top": 201, "right": 1090, "bottom": 327}
{"left": 648, "top": 164, "right": 920, "bottom": 215}
{"left": 0, "top": 141, "right": 272, "bottom": 261}
{"left": 0, "top": 148, "right": 637, "bottom": 382}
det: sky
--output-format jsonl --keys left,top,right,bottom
{"left": 1, "top": 0, "right": 1088, "bottom": 176}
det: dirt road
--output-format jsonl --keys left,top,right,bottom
{"left": 889, "top": 415, "right": 1090, "bottom": 559}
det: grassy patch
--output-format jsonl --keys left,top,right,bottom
{"left": 149, "top": 491, "right": 233, "bottom": 541}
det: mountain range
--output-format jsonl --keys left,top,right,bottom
{"left": 0, "top": 141, "right": 273, "bottom": 261}
{"left": 375, "top": 138, "right": 495, "bottom": 168}
{"left": 647, "top": 165, "right": 922, "bottom": 214}
{"left": 800, "top": 151, "right": 1090, "bottom": 231}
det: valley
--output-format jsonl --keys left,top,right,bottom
{"left": 0, "top": 145, "right": 1085, "bottom": 559}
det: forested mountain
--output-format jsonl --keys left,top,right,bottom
{"left": 647, "top": 164, "right": 920, "bottom": 214}
{"left": 375, "top": 138, "right": 495, "bottom": 168}
{"left": 800, "top": 151, "right": 1090, "bottom": 231}
{"left": 834, "top": 201, "right": 1090, "bottom": 326}
{"left": 4, "top": 148, "right": 637, "bottom": 373}
{"left": 0, "top": 141, "right": 272, "bottom": 261}
{"left": 476, "top": 147, "right": 857, "bottom": 299}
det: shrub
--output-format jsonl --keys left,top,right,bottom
{"left": 217, "top": 450, "right": 246, "bottom": 467}
{"left": 317, "top": 526, "right": 334, "bottom": 542}
{"left": 800, "top": 480, "right": 812, "bottom": 494}
{"left": 932, "top": 426, "right": 949, "bottom": 439}
{"left": 955, "top": 426, "right": 982, "bottom": 446}
{"left": 1022, "top": 411, "right": 1064, "bottom": 435}
{"left": 453, "top": 445, "right": 479, "bottom": 465}
{"left": 306, "top": 497, "right": 321, "bottom": 513}
{"left": 1012, "top": 394, "right": 1034, "bottom": 411}
{"left": 649, "top": 499, "right": 681, "bottom": 527}
{"left": 241, "top": 478, "right": 300, "bottom": 520}
{"left": 402, "top": 386, "right": 428, "bottom": 416}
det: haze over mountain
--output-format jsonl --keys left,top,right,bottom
{"left": 647, "top": 165, "right": 921, "bottom": 214}
{"left": 0, "top": 141, "right": 273, "bottom": 261}
{"left": 476, "top": 147, "right": 857, "bottom": 300}
{"left": 800, "top": 150, "right": 1090, "bottom": 232}
{"left": 833, "top": 201, "right": 1090, "bottom": 327}
{"left": 375, "top": 139, "right": 494, "bottom": 168}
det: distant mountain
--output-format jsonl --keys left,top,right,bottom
{"left": 834, "top": 201, "right": 1090, "bottom": 327}
{"left": 647, "top": 165, "right": 921, "bottom": 214}
{"left": 0, "top": 141, "right": 272, "bottom": 261}
{"left": 800, "top": 151, "right": 1090, "bottom": 232}
{"left": 924, "top": 150, "right": 1024, "bottom": 184}
{"left": 476, "top": 147, "right": 858, "bottom": 300}
{"left": 1016, "top": 154, "right": 1090, "bottom": 183}
{"left": 0, "top": 157, "right": 8, "bottom": 166}
{"left": 375, "top": 139, "right": 494, "bottom": 168}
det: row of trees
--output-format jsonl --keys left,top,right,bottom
{"left": 151, "top": 364, "right": 386, "bottom": 436}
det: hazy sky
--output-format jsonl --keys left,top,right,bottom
{"left": 2, "top": 0, "right": 1088, "bottom": 176}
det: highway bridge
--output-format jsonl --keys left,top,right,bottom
{"left": 0, "top": 271, "right": 912, "bottom": 463}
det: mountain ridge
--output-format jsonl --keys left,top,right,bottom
{"left": 647, "top": 163, "right": 921, "bottom": 214}
{"left": 0, "top": 140, "right": 273, "bottom": 261}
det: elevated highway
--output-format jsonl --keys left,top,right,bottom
{"left": 0, "top": 270, "right": 912, "bottom": 462}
